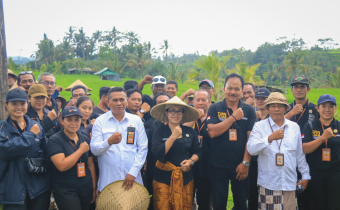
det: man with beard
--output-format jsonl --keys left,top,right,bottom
{"left": 16, "top": 71, "right": 36, "bottom": 93}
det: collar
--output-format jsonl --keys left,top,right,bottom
{"left": 6, "top": 115, "right": 30, "bottom": 134}
{"left": 108, "top": 110, "right": 128, "bottom": 122}
{"left": 61, "top": 129, "right": 82, "bottom": 143}
{"left": 268, "top": 116, "right": 288, "bottom": 129}
{"left": 316, "top": 117, "right": 337, "bottom": 127}
{"left": 294, "top": 99, "right": 310, "bottom": 108}
{"left": 81, "top": 119, "right": 91, "bottom": 127}
{"left": 222, "top": 98, "right": 242, "bottom": 110}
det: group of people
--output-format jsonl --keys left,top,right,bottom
{"left": 0, "top": 70, "right": 339, "bottom": 210}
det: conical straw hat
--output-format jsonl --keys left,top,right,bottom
{"left": 96, "top": 180, "right": 151, "bottom": 210}
{"left": 64, "top": 79, "right": 92, "bottom": 91}
{"left": 150, "top": 96, "right": 200, "bottom": 123}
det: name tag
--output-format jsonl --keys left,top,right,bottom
{"left": 322, "top": 148, "right": 331, "bottom": 161}
{"left": 198, "top": 135, "right": 203, "bottom": 147}
{"left": 77, "top": 163, "right": 86, "bottom": 177}
{"left": 229, "top": 129, "right": 237, "bottom": 141}
{"left": 276, "top": 153, "right": 284, "bottom": 166}
{"left": 126, "top": 127, "right": 135, "bottom": 144}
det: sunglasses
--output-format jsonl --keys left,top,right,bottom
{"left": 153, "top": 77, "right": 165, "bottom": 83}
{"left": 19, "top": 71, "right": 33, "bottom": 75}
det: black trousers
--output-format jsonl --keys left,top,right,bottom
{"left": 309, "top": 169, "right": 340, "bottom": 210}
{"left": 146, "top": 176, "right": 154, "bottom": 210}
{"left": 53, "top": 179, "right": 93, "bottom": 210}
{"left": 210, "top": 165, "right": 249, "bottom": 210}
{"left": 3, "top": 190, "right": 50, "bottom": 210}
{"left": 297, "top": 170, "right": 314, "bottom": 210}
{"left": 194, "top": 175, "right": 212, "bottom": 210}
{"left": 248, "top": 161, "right": 258, "bottom": 210}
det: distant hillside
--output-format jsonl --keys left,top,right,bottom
{"left": 9, "top": 56, "right": 33, "bottom": 65}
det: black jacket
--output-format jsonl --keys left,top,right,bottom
{"left": 26, "top": 105, "right": 56, "bottom": 139}
{"left": 0, "top": 115, "right": 51, "bottom": 205}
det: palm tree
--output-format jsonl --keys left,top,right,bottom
{"left": 65, "top": 26, "right": 76, "bottom": 42}
{"left": 104, "top": 27, "right": 122, "bottom": 55}
{"left": 281, "top": 50, "right": 307, "bottom": 81}
{"left": 124, "top": 31, "right": 139, "bottom": 46}
{"left": 74, "top": 27, "right": 88, "bottom": 61}
{"left": 226, "top": 62, "right": 264, "bottom": 86}
{"left": 160, "top": 39, "right": 169, "bottom": 63}
{"left": 167, "top": 62, "right": 180, "bottom": 80}
{"left": 188, "top": 52, "right": 233, "bottom": 100}
{"left": 263, "top": 62, "right": 282, "bottom": 85}
{"left": 126, "top": 43, "right": 152, "bottom": 79}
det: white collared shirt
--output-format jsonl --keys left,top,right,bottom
{"left": 90, "top": 111, "right": 148, "bottom": 192}
{"left": 247, "top": 117, "right": 311, "bottom": 191}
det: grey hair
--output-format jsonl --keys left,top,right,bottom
{"left": 194, "top": 89, "right": 211, "bottom": 100}
{"left": 38, "top": 72, "right": 55, "bottom": 83}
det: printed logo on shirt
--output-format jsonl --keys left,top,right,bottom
{"left": 301, "top": 134, "right": 305, "bottom": 138}
{"left": 308, "top": 114, "right": 315, "bottom": 122}
{"left": 218, "top": 112, "right": 227, "bottom": 121}
{"left": 334, "top": 134, "right": 340, "bottom": 137}
{"left": 312, "top": 130, "right": 320, "bottom": 138}
{"left": 207, "top": 116, "right": 211, "bottom": 120}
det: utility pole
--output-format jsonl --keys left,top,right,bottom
{"left": 0, "top": 0, "right": 8, "bottom": 120}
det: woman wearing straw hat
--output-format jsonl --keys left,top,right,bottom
{"left": 151, "top": 96, "right": 202, "bottom": 210}
{"left": 302, "top": 94, "right": 340, "bottom": 209}
{"left": 247, "top": 92, "right": 310, "bottom": 210}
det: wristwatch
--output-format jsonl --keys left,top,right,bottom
{"left": 242, "top": 161, "right": 250, "bottom": 167}
{"left": 190, "top": 158, "right": 195, "bottom": 166}
{"left": 140, "top": 109, "right": 145, "bottom": 114}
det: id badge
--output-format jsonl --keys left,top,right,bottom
{"left": 229, "top": 129, "right": 237, "bottom": 141}
{"left": 77, "top": 162, "right": 86, "bottom": 177}
{"left": 198, "top": 135, "right": 203, "bottom": 147}
{"left": 322, "top": 148, "right": 331, "bottom": 161}
{"left": 276, "top": 153, "right": 284, "bottom": 166}
{"left": 127, "top": 127, "right": 136, "bottom": 144}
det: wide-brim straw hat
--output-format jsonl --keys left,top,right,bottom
{"left": 150, "top": 96, "right": 200, "bottom": 123}
{"left": 8, "top": 69, "right": 17, "bottom": 80}
{"left": 64, "top": 79, "right": 92, "bottom": 92}
{"left": 55, "top": 96, "right": 67, "bottom": 109}
{"left": 96, "top": 180, "right": 150, "bottom": 210}
{"left": 265, "top": 92, "right": 290, "bottom": 110}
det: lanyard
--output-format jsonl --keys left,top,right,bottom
{"left": 321, "top": 123, "right": 330, "bottom": 148}
{"left": 226, "top": 109, "right": 231, "bottom": 118}
{"left": 268, "top": 119, "right": 286, "bottom": 152}
{"left": 12, "top": 120, "right": 26, "bottom": 133}
{"left": 196, "top": 121, "right": 206, "bottom": 133}
{"left": 69, "top": 141, "right": 82, "bottom": 163}
{"left": 293, "top": 101, "right": 310, "bottom": 123}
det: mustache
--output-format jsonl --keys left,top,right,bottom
{"left": 229, "top": 94, "right": 237, "bottom": 97}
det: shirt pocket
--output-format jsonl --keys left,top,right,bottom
{"left": 284, "top": 133, "right": 297, "bottom": 151}
{"left": 102, "top": 128, "right": 115, "bottom": 141}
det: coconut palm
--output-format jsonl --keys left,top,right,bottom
{"left": 281, "top": 50, "right": 307, "bottom": 80}
{"left": 104, "top": 27, "right": 122, "bottom": 55}
{"left": 167, "top": 62, "right": 180, "bottom": 80}
{"left": 263, "top": 62, "right": 282, "bottom": 85}
{"left": 74, "top": 27, "right": 88, "bottom": 61}
{"left": 188, "top": 52, "right": 233, "bottom": 100}
{"left": 160, "top": 39, "right": 170, "bottom": 63}
{"left": 226, "top": 62, "right": 263, "bottom": 86}
{"left": 126, "top": 43, "right": 153, "bottom": 79}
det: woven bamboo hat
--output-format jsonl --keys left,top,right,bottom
{"left": 265, "top": 92, "right": 290, "bottom": 110}
{"left": 64, "top": 79, "right": 93, "bottom": 92}
{"left": 96, "top": 180, "right": 150, "bottom": 210}
{"left": 8, "top": 69, "right": 17, "bottom": 80}
{"left": 150, "top": 96, "right": 200, "bottom": 123}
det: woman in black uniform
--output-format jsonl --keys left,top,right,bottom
{"left": 75, "top": 96, "right": 95, "bottom": 138}
{"left": 302, "top": 94, "right": 340, "bottom": 210}
{"left": 47, "top": 106, "right": 96, "bottom": 210}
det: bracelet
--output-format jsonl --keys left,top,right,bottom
{"left": 168, "top": 137, "right": 175, "bottom": 143}
{"left": 231, "top": 115, "right": 237, "bottom": 121}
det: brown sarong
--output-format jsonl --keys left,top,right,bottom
{"left": 153, "top": 160, "right": 194, "bottom": 210}
{"left": 258, "top": 185, "right": 297, "bottom": 210}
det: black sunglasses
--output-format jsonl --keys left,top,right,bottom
{"left": 153, "top": 77, "right": 165, "bottom": 83}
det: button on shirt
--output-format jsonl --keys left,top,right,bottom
{"left": 90, "top": 111, "right": 148, "bottom": 192}
{"left": 247, "top": 117, "right": 311, "bottom": 191}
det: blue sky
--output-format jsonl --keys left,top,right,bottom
{"left": 4, "top": 0, "right": 340, "bottom": 58}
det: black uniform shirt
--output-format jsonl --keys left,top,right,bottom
{"left": 288, "top": 99, "right": 316, "bottom": 133}
{"left": 192, "top": 118, "right": 211, "bottom": 177}
{"left": 206, "top": 99, "right": 256, "bottom": 169}
{"left": 152, "top": 124, "right": 202, "bottom": 185}
{"left": 47, "top": 130, "right": 93, "bottom": 191}
{"left": 302, "top": 118, "right": 340, "bottom": 172}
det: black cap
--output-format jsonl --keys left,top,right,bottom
{"left": 61, "top": 106, "right": 82, "bottom": 119}
{"left": 255, "top": 88, "right": 270, "bottom": 98}
{"left": 291, "top": 75, "right": 309, "bottom": 86}
{"left": 6, "top": 89, "right": 28, "bottom": 102}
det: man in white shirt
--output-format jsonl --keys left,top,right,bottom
{"left": 247, "top": 92, "right": 310, "bottom": 210}
{"left": 91, "top": 87, "right": 148, "bottom": 192}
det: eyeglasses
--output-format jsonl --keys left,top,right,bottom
{"left": 200, "top": 86, "right": 212, "bottom": 91}
{"left": 19, "top": 71, "right": 33, "bottom": 75}
{"left": 167, "top": 109, "right": 184, "bottom": 115}
{"left": 40, "top": 81, "right": 56, "bottom": 86}
{"left": 153, "top": 77, "right": 165, "bottom": 83}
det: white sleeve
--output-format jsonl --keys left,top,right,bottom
{"left": 247, "top": 122, "right": 271, "bottom": 155}
{"left": 90, "top": 119, "right": 111, "bottom": 156}
{"left": 128, "top": 119, "right": 148, "bottom": 178}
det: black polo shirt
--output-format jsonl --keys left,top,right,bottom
{"left": 192, "top": 118, "right": 211, "bottom": 177}
{"left": 206, "top": 99, "right": 256, "bottom": 169}
{"left": 47, "top": 130, "right": 93, "bottom": 191}
{"left": 302, "top": 118, "right": 340, "bottom": 172}
{"left": 288, "top": 99, "right": 316, "bottom": 133}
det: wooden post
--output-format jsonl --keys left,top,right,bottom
{"left": 0, "top": 0, "right": 8, "bottom": 120}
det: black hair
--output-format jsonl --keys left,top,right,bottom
{"left": 17, "top": 73, "right": 36, "bottom": 85}
{"left": 107, "top": 87, "right": 126, "bottom": 100}
{"left": 126, "top": 88, "right": 142, "bottom": 98}
{"left": 99, "top": 86, "right": 111, "bottom": 100}
{"left": 167, "top": 80, "right": 178, "bottom": 89}
{"left": 124, "top": 80, "right": 138, "bottom": 91}
{"left": 154, "top": 92, "right": 171, "bottom": 105}
{"left": 291, "top": 83, "right": 310, "bottom": 89}
{"left": 71, "top": 85, "right": 87, "bottom": 96}
{"left": 224, "top": 73, "right": 245, "bottom": 88}
{"left": 75, "top": 96, "right": 94, "bottom": 107}
{"left": 244, "top": 83, "right": 255, "bottom": 92}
